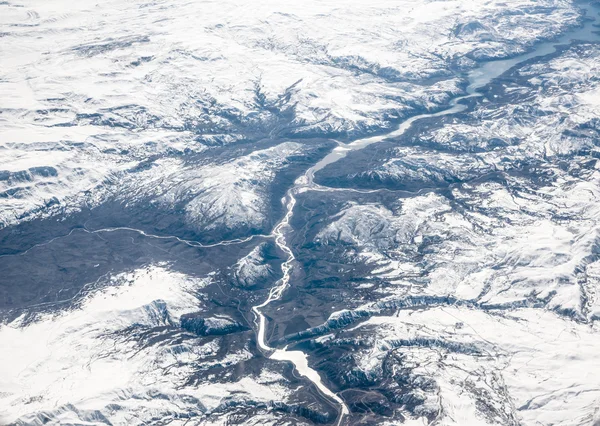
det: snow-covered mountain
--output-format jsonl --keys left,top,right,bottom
{"left": 1, "top": 0, "right": 600, "bottom": 425}
{"left": 0, "top": 0, "right": 579, "bottom": 229}
{"left": 297, "top": 40, "right": 600, "bottom": 426}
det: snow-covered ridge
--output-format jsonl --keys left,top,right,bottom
{"left": 111, "top": 141, "right": 306, "bottom": 232}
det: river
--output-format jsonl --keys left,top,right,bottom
{"left": 251, "top": 3, "right": 600, "bottom": 424}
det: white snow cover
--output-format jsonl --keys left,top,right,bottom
{"left": 0, "top": 0, "right": 580, "bottom": 228}
{"left": 0, "top": 265, "right": 290, "bottom": 425}
{"left": 1, "top": 0, "right": 597, "bottom": 424}
{"left": 350, "top": 307, "right": 600, "bottom": 425}
{"left": 318, "top": 44, "right": 600, "bottom": 317}
{"left": 310, "top": 43, "right": 600, "bottom": 424}
{"left": 319, "top": 171, "right": 600, "bottom": 316}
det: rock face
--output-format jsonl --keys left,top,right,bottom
{"left": 2, "top": 0, "right": 600, "bottom": 425}
{"left": 181, "top": 314, "right": 248, "bottom": 337}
